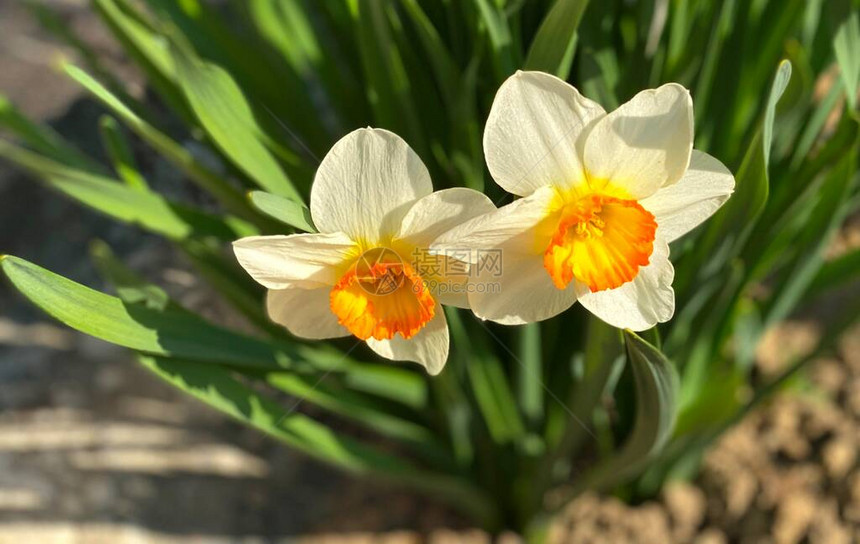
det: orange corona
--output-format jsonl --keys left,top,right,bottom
{"left": 544, "top": 194, "right": 657, "bottom": 292}
{"left": 330, "top": 251, "right": 435, "bottom": 340}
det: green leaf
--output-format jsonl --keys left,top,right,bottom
{"left": 264, "top": 372, "right": 445, "bottom": 458}
{"left": 170, "top": 44, "right": 303, "bottom": 201}
{"left": 99, "top": 115, "right": 148, "bottom": 190}
{"left": 538, "top": 316, "right": 623, "bottom": 510}
{"left": 62, "top": 63, "right": 258, "bottom": 222}
{"left": 524, "top": 0, "right": 590, "bottom": 78}
{"left": 0, "top": 94, "right": 100, "bottom": 171}
{"left": 0, "top": 141, "right": 251, "bottom": 242}
{"left": 834, "top": 11, "right": 860, "bottom": 110}
{"left": 138, "top": 354, "right": 498, "bottom": 527}
{"left": 0, "top": 255, "right": 333, "bottom": 372}
{"left": 92, "top": 0, "right": 192, "bottom": 123}
{"left": 473, "top": 0, "right": 516, "bottom": 79}
{"left": 247, "top": 0, "right": 365, "bottom": 128}
{"left": 398, "top": 0, "right": 461, "bottom": 109}
{"left": 341, "top": 362, "right": 429, "bottom": 410}
{"left": 353, "top": 0, "right": 425, "bottom": 153}
{"left": 517, "top": 323, "right": 543, "bottom": 425}
{"left": 447, "top": 309, "right": 525, "bottom": 444}
{"left": 90, "top": 240, "right": 173, "bottom": 312}
{"left": 764, "top": 145, "right": 858, "bottom": 326}
{"left": 248, "top": 190, "right": 316, "bottom": 232}
{"left": 562, "top": 330, "right": 678, "bottom": 500}
{"left": 677, "top": 60, "right": 792, "bottom": 296}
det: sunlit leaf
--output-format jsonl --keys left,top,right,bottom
{"left": 0, "top": 142, "right": 252, "bottom": 241}
{"left": 555, "top": 330, "right": 678, "bottom": 502}
{"left": 62, "top": 63, "right": 258, "bottom": 222}
{"left": 524, "top": 0, "right": 590, "bottom": 78}
{"left": 171, "top": 44, "right": 303, "bottom": 201}
{"left": 0, "top": 255, "right": 338, "bottom": 372}
{"left": 248, "top": 190, "right": 316, "bottom": 232}
{"left": 834, "top": 11, "right": 860, "bottom": 110}
{"left": 98, "top": 115, "right": 148, "bottom": 191}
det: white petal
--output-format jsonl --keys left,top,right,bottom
{"left": 417, "top": 254, "right": 478, "bottom": 309}
{"left": 366, "top": 303, "right": 449, "bottom": 375}
{"left": 483, "top": 71, "right": 606, "bottom": 197}
{"left": 468, "top": 254, "right": 577, "bottom": 325}
{"left": 584, "top": 83, "right": 693, "bottom": 199}
{"left": 397, "top": 188, "right": 496, "bottom": 248}
{"left": 640, "top": 150, "right": 735, "bottom": 242}
{"left": 266, "top": 287, "right": 349, "bottom": 339}
{"left": 233, "top": 233, "right": 358, "bottom": 289}
{"left": 576, "top": 239, "right": 675, "bottom": 331}
{"left": 431, "top": 185, "right": 558, "bottom": 258}
{"left": 311, "top": 128, "right": 432, "bottom": 242}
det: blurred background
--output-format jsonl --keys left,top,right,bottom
{"left": 0, "top": 1, "right": 858, "bottom": 543}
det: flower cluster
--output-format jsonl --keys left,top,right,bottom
{"left": 234, "top": 71, "right": 735, "bottom": 374}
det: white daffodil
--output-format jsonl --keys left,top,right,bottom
{"left": 233, "top": 128, "right": 494, "bottom": 374}
{"left": 432, "top": 71, "right": 735, "bottom": 331}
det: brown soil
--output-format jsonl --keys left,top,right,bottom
{"left": 549, "top": 325, "right": 860, "bottom": 544}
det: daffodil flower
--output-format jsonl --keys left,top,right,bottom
{"left": 433, "top": 71, "right": 735, "bottom": 330}
{"left": 233, "top": 128, "right": 494, "bottom": 374}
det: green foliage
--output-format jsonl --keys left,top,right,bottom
{"left": 1, "top": 0, "right": 858, "bottom": 535}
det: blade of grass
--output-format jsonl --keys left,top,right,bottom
{"left": 0, "top": 141, "right": 253, "bottom": 242}
{"left": 98, "top": 116, "right": 148, "bottom": 191}
{"left": 247, "top": 191, "right": 316, "bottom": 233}
{"left": 170, "top": 44, "right": 303, "bottom": 201}
{"left": 0, "top": 255, "right": 342, "bottom": 373}
{"left": 523, "top": 0, "right": 590, "bottom": 78}
{"left": 62, "top": 63, "right": 261, "bottom": 223}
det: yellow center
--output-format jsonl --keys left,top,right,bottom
{"left": 329, "top": 247, "right": 435, "bottom": 340}
{"left": 543, "top": 194, "right": 657, "bottom": 292}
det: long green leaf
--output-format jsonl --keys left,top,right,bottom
{"left": 448, "top": 309, "right": 525, "bottom": 444}
{"left": 248, "top": 190, "right": 316, "bottom": 232}
{"left": 550, "top": 330, "right": 678, "bottom": 508}
{"left": 264, "top": 373, "right": 446, "bottom": 457}
{"left": 834, "top": 11, "right": 860, "bottom": 111}
{"left": 90, "top": 240, "right": 174, "bottom": 312}
{"left": 0, "top": 142, "right": 252, "bottom": 242}
{"left": 170, "top": 45, "right": 303, "bottom": 201}
{"left": 353, "top": 0, "right": 425, "bottom": 153}
{"left": 62, "top": 63, "right": 258, "bottom": 221}
{"left": 98, "top": 116, "right": 149, "bottom": 191}
{"left": 0, "top": 95, "right": 100, "bottom": 171}
{"left": 536, "top": 316, "right": 623, "bottom": 511}
{"left": 523, "top": 0, "right": 589, "bottom": 78}
{"left": 517, "top": 323, "right": 543, "bottom": 426}
{"left": 0, "top": 255, "right": 334, "bottom": 372}
{"left": 677, "top": 60, "right": 792, "bottom": 296}
{"left": 764, "top": 146, "right": 858, "bottom": 326}
{"left": 92, "top": 0, "right": 192, "bottom": 123}
{"left": 473, "top": 0, "right": 516, "bottom": 79}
